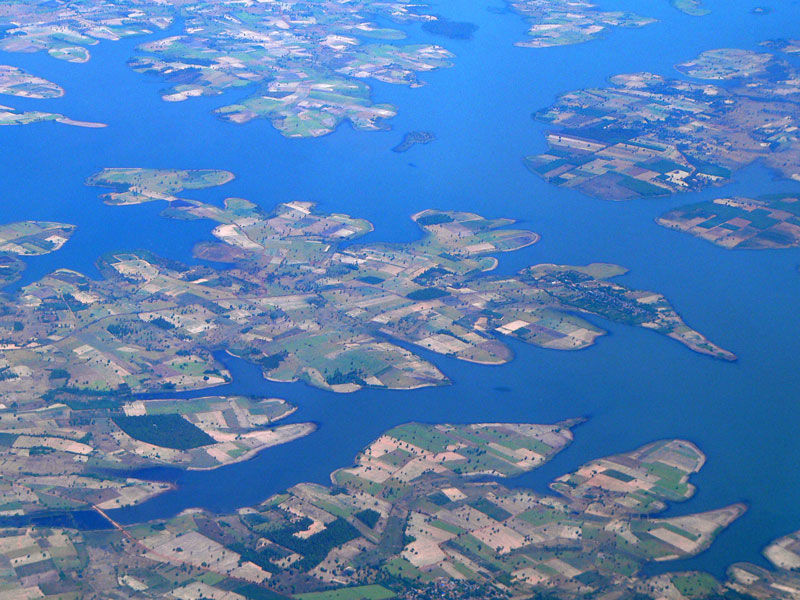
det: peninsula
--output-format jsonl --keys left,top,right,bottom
{"left": 2, "top": 419, "right": 790, "bottom": 600}
{"left": 657, "top": 195, "right": 800, "bottom": 249}
{"left": 527, "top": 46, "right": 800, "bottom": 200}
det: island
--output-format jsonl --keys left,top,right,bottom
{"left": 0, "top": 105, "right": 106, "bottom": 128}
{"left": 504, "top": 0, "right": 654, "bottom": 48}
{"left": 761, "top": 38, "right": 800, "bottom": 54}
{"left": 526, "top": 45, "right": 800, "bottom": 200}
{"left": 4, "top": 419, "right": 796, "bottom": 600}
{"left": 392, "top": 131, "right": 436, "bottom": 153}
{"left": 85, "top": 167, "right": 733, "bottom": 384}
{"left": 675, "top": 48, "right": 773, "bottom": 80}
{"left": 0, "top": 168, "right": 733, "bottom": 424}
{"left": 657, "top": 194, "right": 800, "bottom": 249}
{"left": 0, "top": 0, "right": 456, "bottom": 137}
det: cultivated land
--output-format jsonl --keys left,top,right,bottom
{"left": 0, "top": 217, "right": 312, "bottom": 512}
{"left": 0, "top": 0, "right": 453, "bottom": 137}
{"left": 0, "top": 419, "right": 795, "bottom": 600}
{"left": 657, "top": 194, "right": 800, "bottom": 249}
{"left": 0, "top": 65, "right": 63, "bottom": 99}
{"left": 675, "top": 48, "right": 773, "bottom": 80}
{"left": 86, "top": 167, "right": 731, "bottom": 392}
{"left": 0, "top": 393, "right": 313, "bottom": 516}
{"left": 505, "top": 0, "right": 654, "bottom": 48}
{"left": 0, "top": 168, "right": 734, "bottom": 517}
{"left": 0, "top": 104, "right": 106, "bottom": 127}
{"left": 527, "top": 45, "right": 800, "bottom": 200}
{"left": 0, "top": 0, "right": 689, "bottom": 137}
{"left": 0, "top": 222, "right": 75, "bottom": 256}
{"left": 0, "top": 222, "right": 75, "bottom": 287}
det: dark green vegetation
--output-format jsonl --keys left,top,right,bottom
{"left": 657, "top": 195, "right": 800, "bottom": 249}
{"left": 111, "top": 414, "right": 216, "bottom": 449}
{"left": 391, "top": 131, "right": 436, "bottom": 153}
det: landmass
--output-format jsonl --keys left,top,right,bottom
{"left": 0, "top": 105, "right": 106, "bottom": 128}
{"left": 0, "top": 63, "right": 107, "bottom": 127}
{"left": 392, "top": 131, "right": 436, "bottom": 153}
{"left": 526, "top": 45, "right": 800, "bottom": 200}
{"left": 505, "top": 0, "right": 654, "bottom": 48}
{"left": 657, "top": 194, "right": 800, "bottom": 249}
{"left": 5, "top": 419, "right": 798, "bottom": 600}
{"left": 85, "top": 167, "right": 732, "bottom": 386}
{"left": 0, "top": 2, "right": 173, "bottom": 62}
{"left": 675, "top": 48, "right": 773, "bottom": 80}
{"left": 0, "top": 65, "right": 63, "bottom": 98}
{"left": 0, "top": 171, "right": 734, "bottom": 514}
{"left": 135, "top": 28, "right": 453, "bottom": 137}
{"left": 0, "top": 392, "right": 313, "bottom": 517}
{"left": 0, "top": 0, "right": 661, "bottom": 137}
{"left": 0, "top": 221, "right": 75, "bottom": 256}
{"left": 0, "top": 0, "right": 454, "bottom": 137}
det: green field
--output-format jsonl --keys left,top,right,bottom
{"left": 294, "top": 584, "right": 396, "bottom": 600}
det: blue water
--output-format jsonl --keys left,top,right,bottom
{"left": 3, "top": 0, "right": 800, "bottom": 580}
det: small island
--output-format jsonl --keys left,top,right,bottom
{"left": 675, "top": 48, "right": 772, "bottom": 80}
{"left": 392, "top": 130, "right": 436, "bottom": 153}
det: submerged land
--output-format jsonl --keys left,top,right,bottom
{"left": 671, "top": 0, "right": 711, "bottom": 17}
{"left": 527, "top": 46, "right": 800, "bottom": 200}
{"left": 0, "top": 418, "right": 797, "bottom": 600}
